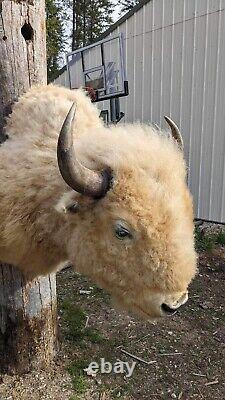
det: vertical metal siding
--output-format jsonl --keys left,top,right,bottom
{"left": 53, "top": 0, "right": 225, "bottom": 223}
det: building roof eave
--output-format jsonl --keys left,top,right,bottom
{"left": 98, "top": 0, "right": 151, "bottom": 40}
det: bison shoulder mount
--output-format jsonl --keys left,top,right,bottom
{"left": 0, "top": 85, "right": 197, "bottom": 319}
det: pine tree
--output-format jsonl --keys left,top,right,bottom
{"left": 120, "top": 0, "right": 140, "bottom": 15}
{"left": 46, "top": 0, "right": 65, "bottom": 81}
{"left": 70, "top": 0, "right": 114, "bottom": 51}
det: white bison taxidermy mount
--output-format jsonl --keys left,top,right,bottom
{"left": 0, "top": 85, "right": 197, "bottom": 319}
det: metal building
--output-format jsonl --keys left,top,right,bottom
{"left": 53, "top": 0, "right": 225, "bottom": 224}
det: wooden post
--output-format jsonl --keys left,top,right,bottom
{"left": 0, "top": 0, "right": 57, "bottom": 374}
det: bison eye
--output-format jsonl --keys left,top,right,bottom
{"left": 114, "top": 221, "right": 133, "bottom": 240}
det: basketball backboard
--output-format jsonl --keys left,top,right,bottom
{"left": 66, "top": 34, "right": 128, "bottom": 102}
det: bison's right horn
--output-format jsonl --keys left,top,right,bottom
{"left": 57, "top": 103, "right": 112, "bottom": 198}
{"left": 164, "top": 116, "right": 184, "bottom": 150}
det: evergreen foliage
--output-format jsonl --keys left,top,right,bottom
{"left": 46, "top": 0, "right": 114, "bottom": 80}
{"left": 46, "top": 0, "right": 65, "bottom": 81}
{"left": 120, "top": 0, "right": 140, "bottom": 15}
{"left": 70, "top": 0, "right": 114, "bottom": 50}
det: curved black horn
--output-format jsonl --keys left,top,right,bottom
{"left": 57, "top": 103, "right": 111, "bottom": 198}
{"left": 164, "top": 116, "right": 183, "bottom": 150}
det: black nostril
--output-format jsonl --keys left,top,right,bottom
{"left": 161, "top": 303, "right": 177, "bottom": 315}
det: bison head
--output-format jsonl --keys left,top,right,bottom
{"left": 56, "top": 104, "right": 197, "bottom": 319}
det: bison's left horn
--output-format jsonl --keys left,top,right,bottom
{"left": 164, "top": 116, "right": 183, "bottom": 150}
{"left": 57, "top": 103, "right": 112, "bottom": 198}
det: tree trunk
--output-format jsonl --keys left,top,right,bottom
{"left": 72, "top": 0, "right": 76, "bottom": 51}
{"left": 0, "top": 266, "right": 57, "bottom": 374}
{"left": 0, "top": 0, "right": 57, "bottom": 374}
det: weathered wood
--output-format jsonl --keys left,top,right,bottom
{"left": 0, "top": 266, "right": 57, "bottom": 373}
{"left": 0, "top": 0, "right": 47, "bottom": 140}
{"left": 0, "top": 0, "right": 57, "bottom": 373}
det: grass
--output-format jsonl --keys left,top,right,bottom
{"left": 91, "top": 285, "right": 110, "bottom": 302}
{"left": 215, "top": 231, "right": 225, "bottom": 246}
{"left": 61, "top": 300, "right": 105, "bottom": 344}
{"left": 195, "top": 226, "right": 225, "bottom": 252}
{"left": 85, "top": 327, "right": 105, "bottom": 344}
{"left": 68, "top": 359, "right": 89, "bottom": 397}
{"left": 60, "top": 297, "right": 115, "bottom": 398}
{"left": 195, "top": 227, "right": 214, "bottom": 252}
{"left": 111, "top": 385, "right": 130, "bottom": 399}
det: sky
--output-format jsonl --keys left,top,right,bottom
{"left": 113, "top": 1, "right": 121, "bottom": 21}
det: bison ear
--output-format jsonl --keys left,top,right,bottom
{"left": 66, "top": 203, "right": 80, "bottom": 213}
{"left": 55, "top": 191, "right": 95, "bottom": 215}
{"left": 164, "top": 116, "right": 184, "bottom": 151}
{"left": 55, "top": 192, "right": 80, "bottom": 215}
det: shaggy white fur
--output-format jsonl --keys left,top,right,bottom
{"left": 0, "top": 85, "right": 197, "bottom": 318}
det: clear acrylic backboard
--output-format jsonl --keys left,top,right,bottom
{"left": 66, "top": 34, "right": 128, "bottom": 102}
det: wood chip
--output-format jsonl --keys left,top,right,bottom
{"left": 85, "top": 315, "right": 90, "bottom": 328}
{"left": 120, "top": 349, "right": 156, "bottom": 365}
{"left": 159, "top": 352, "right": 182, "bottom": 356}
{"left": 135, "top": 333, "right": 151, "bottom": 343}
{"left": 79, "top": 289, "right": 91, "bottom": 295}
{"left": 205, "top": 379, "right": 219, "bottom": 386}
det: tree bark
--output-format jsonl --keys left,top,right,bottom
{"left": 0, "top": 266, "right": 57, "bottom": 374}
{"left": 0, "top": 0, "right": 57, "bottom": 374}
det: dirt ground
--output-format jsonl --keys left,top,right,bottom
{"left": 0, "top": 227, "right": 224, "bottom": 400}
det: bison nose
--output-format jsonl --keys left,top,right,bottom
{"left": 161, "top": 303, "right": 177, "bottom": 316}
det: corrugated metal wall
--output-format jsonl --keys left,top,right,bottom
{"left": 54, "top": 0, "right": 225, "bottom": 223}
